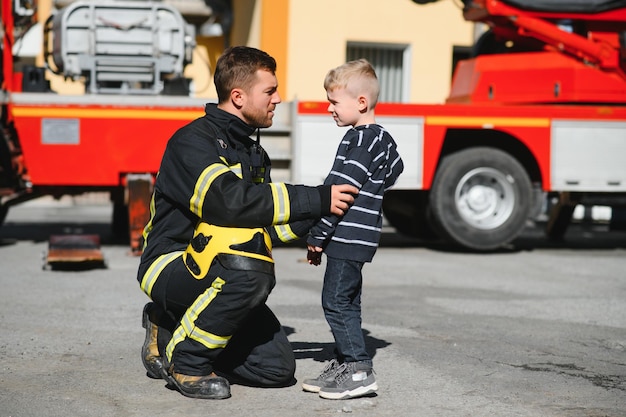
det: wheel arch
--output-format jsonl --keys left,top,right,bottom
{"left": 436, "top": 128, "right": 543, "bottom": 188}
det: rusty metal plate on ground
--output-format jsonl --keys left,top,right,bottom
{"left": 45, "top": 234, "right": 105, "bottom": 269}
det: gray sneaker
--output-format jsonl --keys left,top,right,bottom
{"left": 318, "top": 362, "right": 378, "bottom": 400}
{"left": 301, "top": 359, "right": 341, "bottom": 393}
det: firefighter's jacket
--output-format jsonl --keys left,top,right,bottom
{"left": 138, "top": 103, "right": 327, "bottom": 281}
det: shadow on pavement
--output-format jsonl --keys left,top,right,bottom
{"left": 286, "top": 327, "right": 391, "bottom": 364}
{"left": 0, "top": 221, "right": 126, "bottom": 247}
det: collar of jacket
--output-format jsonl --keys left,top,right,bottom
{"left": 204, "top": 103, "right": 256, "bottom": 148}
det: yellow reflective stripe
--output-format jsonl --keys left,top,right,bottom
{"left": 167, "top": 327, "right": 186, "bottom": 362}
{"left": 140, "top": 251, "right": 184, "bottom": 296}
{"left": 425, "top": 116, "right": 550, "bottom": 128}
{"left": 219, "top": 157, "right": 242, "bottom": 179}
{"left": 275, "top": 224, "right": 298, "bottom": 242}
{"left": 189, "top": 326, "right": 230, "bottom": 349}
{"left": 142, "top": 191, "right": 157, "bottom": 250}
{"left": 269, "top": 183, "right": 290, "bottom": 224}
{"left": 12, "top": 106, "right": 203, "bottom": 120}
{"left": 190, "top": 164, "right": 230, "bottom": 217}
{"left": 166, "top": 277, "right": 229, "bottom": 361}
{"left": 230, "top": 164, "right": 242, "bottom": 179}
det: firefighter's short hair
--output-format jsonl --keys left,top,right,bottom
{"left": 214, "top": 46, "right": 277, "bottom": 103}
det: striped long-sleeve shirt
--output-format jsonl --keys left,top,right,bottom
{"left": 306, "top": 124, "right": 403, "bottom": 262}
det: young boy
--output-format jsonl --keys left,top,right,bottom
{"left": 302, "top": 59, "right": 403, "bottom": 400}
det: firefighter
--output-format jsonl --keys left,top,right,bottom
{"left": 137, "top": 46, "right": 358, "bottom": 399}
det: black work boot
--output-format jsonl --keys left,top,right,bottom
{"left": 163, "top": 364, "right": 231, "bottom": 399}
{"left": 141, "top": 303, "right": 164, "bottom": 379}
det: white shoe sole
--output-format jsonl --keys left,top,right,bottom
{"left": 318, "top": 381, "right": 378, "bottom": 400}
{"left": 301, "top": 382, "right": 322, "bottom": 393}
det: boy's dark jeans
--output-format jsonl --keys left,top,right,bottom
{"left": 322, "top": 255, "right": 372, "bottom": 366}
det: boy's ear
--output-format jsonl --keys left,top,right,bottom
{"left": 358, "top": 95, "right": 368, "bottom": 113}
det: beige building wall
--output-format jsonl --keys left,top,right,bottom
{"left": 284, "top": 1, "right": 474, "bottom": 103}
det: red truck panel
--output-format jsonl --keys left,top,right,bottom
{"left": 11, "top": 103, "right": 204, "bottom": 186}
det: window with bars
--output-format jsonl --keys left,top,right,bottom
{"left": 346, "top": 42, "right": 409, "bottom": 103}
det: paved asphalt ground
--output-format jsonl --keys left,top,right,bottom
{"left": 0, "top": 195, "right": 625, "bottom": 417}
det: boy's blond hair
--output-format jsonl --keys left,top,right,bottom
{"left": 324, "top": 59, "right": 380, "bottom": 108}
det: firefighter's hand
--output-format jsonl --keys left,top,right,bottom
{"left": 307, "top": 244, "right": 323, "bottom": 266}
{"left": 330, "top": 184, "right": 358, "bottom": 216}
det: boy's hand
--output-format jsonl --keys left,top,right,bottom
{"left": 307, "top": 244, "right": 323, "bottom": 266}
{"left": 330, "top": 184, "right": 358, "bottom": 216}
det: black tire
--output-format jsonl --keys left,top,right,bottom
{"left": 0, "top": 204, "right": 8, "bottom": 228}
{"left": 429, "top": 147, "right": 532, "bottom": 251}
{"left": 383, "top": 190, "right": 438, "bottom": 240}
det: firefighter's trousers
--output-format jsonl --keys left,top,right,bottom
{"left": 148, "top": 254, "right": 296, "bottom": 387}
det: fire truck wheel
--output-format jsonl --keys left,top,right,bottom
{"left": 429, "top": 147, "right": 532, "bottom": 251}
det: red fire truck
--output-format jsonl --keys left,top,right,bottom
{"left": 1, "top": 0, "right": 209, "bottom": 253}
{"left": 293, "top": 0, "right": 626, "bottom": 250}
